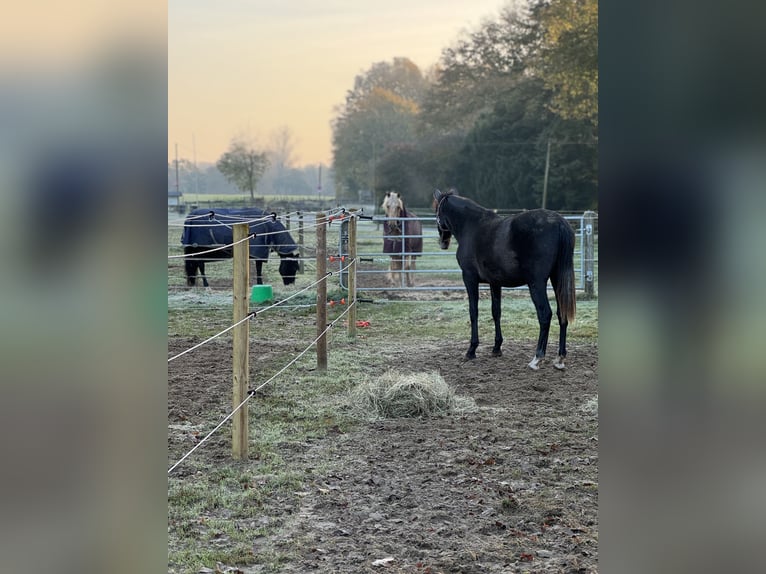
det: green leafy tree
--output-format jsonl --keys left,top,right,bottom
{"left": 332, "top": 58, "right": 427, "bottom": 202}
{"left": 419, "top": 5, "right": 530, "bottom": 137}
{"left": 451, "top": 76, "right": 597, "bottom": 210}
{"left": 532, "top": 0, "right": 598, "bottom": 129}
{"left": 416, "top": 1, "right": 597, "bottom": 210}
{"left": 216, "top": 139, "right": 270, "bottom": 201}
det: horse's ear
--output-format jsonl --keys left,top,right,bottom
{"left": 433, "top": 189, "right": 443, "bottom": 201}
{"left": 385, "top": 191, "right": 390, "bottom": 198}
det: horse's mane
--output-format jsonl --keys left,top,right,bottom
{"left": 443, "top": 190, "right": 494, "bottom": 219}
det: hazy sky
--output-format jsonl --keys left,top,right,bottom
{"left": 169, "top": 0, "right": 510, "bottom": 167}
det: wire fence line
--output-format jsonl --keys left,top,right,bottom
{"left": 167, "top": 312, "right": 255, "bottom": 363}
{"left": 168, "top": 208, "right": 303, "bottom": 227}
{"left": 167, "top": 299, "right": 356, "bottom": 475}
{"left": 168, "top": 206, "right": 348, "bottom": 228}
{"left": 167, "top": 211, "right": 362, "bottom": 473}
{"left": 167, "top": 233, "right": 255, "bottom": 260}
{"left": 167, "top": 257, "right": 357, "bottom": 363}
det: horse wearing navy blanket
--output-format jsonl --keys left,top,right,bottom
{"left": 181, "top": 208, "right": 300, "bottom": 287}
{"left": 433, "top": 189, "right": 576, "bottom": 370}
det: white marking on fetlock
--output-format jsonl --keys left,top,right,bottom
{"left": 528, "top": 356, "right": 542, "bottom": 370}
{"left": 554, "top": 356, "right": 566, "bottom": 370}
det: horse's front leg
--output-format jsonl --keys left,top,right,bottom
{"left": 463, "top": 274, "right": 480, "bottom": 359}
{"left": 404, "top": 256, "right": 414, "bottom": 287}
{"left": 490, "top": 283, "right": 503, "bottom": 356}
{"left": 255, "top": 260, "right": 264, "bottom": 285}
{"left": 200, "top": 262, "right": 209, "bottom": 288}
{"left": 391, "top": 256, "right": 402, "bottom": 286}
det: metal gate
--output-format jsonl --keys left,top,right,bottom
{"left": 337, "top": 212, "right": 597, "bottom": 296}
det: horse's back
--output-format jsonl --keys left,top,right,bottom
{"left": 508, "top": 209, "right": 573, "bottom": 273}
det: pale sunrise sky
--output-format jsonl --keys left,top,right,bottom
{"left": 169, "top": 0, "right": 512, "bottom": 167}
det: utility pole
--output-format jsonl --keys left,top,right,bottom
{"left": 174, "top": 142, "right": 180, "bottom": 195}
{"left": 192, "top": 133, "right": 200, "bottom": 197}
{"left": 542, "top": 138, "right": 551, "bottom": 209}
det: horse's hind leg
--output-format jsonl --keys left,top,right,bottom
{"left": 490, "top": 283, "right": 503, "bottom": 356}
{"left": 553, "top": 306, "right": 568, "bottom": 370}
{"left": 550, "top": 273, "right": 569, "bottom": 370}
{"left": 199, "top": 262, "right": 209, "bottom": 288}
{"left": 527, "top": 282, "right": 552, "bottom": 370}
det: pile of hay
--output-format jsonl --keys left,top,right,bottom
{"left": 349, "top": 370, "right": 458, "bottom": 419}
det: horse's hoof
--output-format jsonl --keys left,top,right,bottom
{"left": 553, "top": 356, "right": 566, "bottom": 370}
{"left": 465, "top": 352, "right": 476, "bottom": 360}
{"left": 528, "top": 357, "right": 543, "bottom": 370}
{"left": 492, "top": 349, "right": 502, "bottom": 357}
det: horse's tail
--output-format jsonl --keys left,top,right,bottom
{"left": 555, "top": 219, "right": 577, "bottom": 324}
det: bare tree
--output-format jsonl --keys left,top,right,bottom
{"left": 216, "top": 139, "right": 270, "bottom": 201}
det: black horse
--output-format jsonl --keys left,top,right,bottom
{"left": 433, "top": 189, "right": 576, "bottom": 369}
{"left": 181, "top": 208, "right": 300, "bottom": 287}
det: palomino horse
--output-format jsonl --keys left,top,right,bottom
{"left": 434, "top": 189, "right": 576, "bottom": 370}
{"left": 381, "top": 192, "right": 423, "bottom": 287}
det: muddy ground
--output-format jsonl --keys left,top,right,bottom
{"left": 169, "top": 329, "right": 598, "bottom": 573}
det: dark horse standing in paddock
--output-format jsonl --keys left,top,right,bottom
{"left": 181, "top": 208, "right": 300, "bottom": 287}
{"left": 433, "top": 189, "right": 576, "bottom": 370}
{"left": 381, "top": 191, "right": 423, "bottom": 287}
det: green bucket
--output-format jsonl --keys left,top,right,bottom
{"left": 250, "top": 284, "right": 273, "bottom": 304}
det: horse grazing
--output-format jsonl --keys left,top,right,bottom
{"left": 433, "top": 189, "right": 576, "bottom": 370}
{"left": 381, "top": 191, "right": 423, "bottom": 287}
{"left": 181, "top": 208, "right": 300, "bottom": 287}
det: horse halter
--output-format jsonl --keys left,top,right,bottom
{"left": 435, "top": 194, "right": 450, "bottom": 232}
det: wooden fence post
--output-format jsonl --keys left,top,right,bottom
{"left": 348, "top": 212, "right": 357, "bottom": 339}
{"left": 232, "top": 222, "right": 250, "bottom": 460}
{"left": 316, "top": 212, "right": 328, "bottom": 371}
{"left": 583, "top": 211, "right": 596, "bottom": 299}
{"left": 298, "top": 212, "right": 305, "bottom": 275}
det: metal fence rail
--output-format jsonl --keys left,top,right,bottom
{"left": 337, "top": 212, "right": 598, "bottom": 295}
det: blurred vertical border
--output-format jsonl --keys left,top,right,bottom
{"left": 0, "top": 1, "right": 167, "bottom": 572}
{"left": 600, "top": 0, "right": 766, "bottom": 572}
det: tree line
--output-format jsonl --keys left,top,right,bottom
{"left": 331, "top": 0, "right": 597, "bottom": 211}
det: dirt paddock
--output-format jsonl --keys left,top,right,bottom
{"left": 169, "top": 328, "right": 598, "bottom": 573}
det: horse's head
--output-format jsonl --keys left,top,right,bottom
{"left": 278, "top": 253, "right": 300, "bottom": 285}
{"left": 267, "top": 218, "right": 300, "bottom": 285}
{"left": 382, "top": 191, "right": 404, "bottom": 234}
{"left": 433, "top": 189, "right": 453, "bottom": 249}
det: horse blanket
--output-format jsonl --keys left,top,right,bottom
{"left": 181, "top": 207, "right": 298, "bottom": 259}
